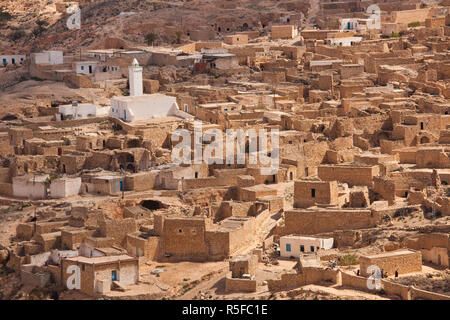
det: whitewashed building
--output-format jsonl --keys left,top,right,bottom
{"left": 31, "top": 51, "right": 63, "bottom": 65}
{"left": 12, "top": 175, "right": 49, "bottom": 200}
{"left": 109, "top": 59, "right": 192, "bottom": 122}
{"left": 74, "top": 61, "right": 98, "bottom": 75}
{"left": 0, "top": 54, "right": 26, "bottom": 66}
{"left": 280, "top": 235, "right": 334, "bottom": 258}
{"left": 49, "top": 177, "right": 82, "bottom": 198}
{"left": 58, "top": 101, "right": 109, "bottom": 120}
{"left": 327, "top": 36, "right": 363, "bottom": 47}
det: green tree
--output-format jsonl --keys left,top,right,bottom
{"left": 145, "top": 33, "right": 157, "bottom": 46}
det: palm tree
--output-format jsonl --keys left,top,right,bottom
{"left": 145, "top": 33, "right": 157, "bottom": 46}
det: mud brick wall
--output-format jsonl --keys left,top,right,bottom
{"left": 163, "top": 217, "right": 209, "bottom": 261}
{"left": 360, "top": 251, "right": 422, "bottom": 277}
{"left": 318, "top": 165, "right": 379, "bottom": 187}
{"left": 294, "top": 180, "right": 338, "bottom": 208}
{"left": 282, "top": 209, "right": 377, "bottom": 235}
{"left": 99, "top": 218, "right": 137, "bottom": 247}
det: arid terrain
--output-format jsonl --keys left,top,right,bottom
{"left": 0, "top": 0, "right": 449, "bottom": 301}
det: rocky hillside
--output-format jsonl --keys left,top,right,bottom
{"left": 0, "top": 0, "right": 310, "bottom": 54}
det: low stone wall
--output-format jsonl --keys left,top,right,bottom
{"left": 341, "top": 272, "right": 374, "bottom": 292}
{"left": 225, "top": 273, "right": 257, "bottom": 293}
{"left": 381, "top": 279, "right": 411, "bottom": 300}
{"left": 267, "top": 269, "right": 450, "bottom": 300}
{"left": 410, "top": 286, "right": 450, "bottom": 300}
{"left": 21, "top": 269, "right": 51, "bottom": 287}
{"left": 267, "top": 268, "right": 340, "bottom": 292}
{"left": 267, "top": 273, "right": 306, "bottom": 292}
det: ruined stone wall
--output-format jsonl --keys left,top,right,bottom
{"left": 267, "top": 268, "right": 340, "bottom": 292}
{"left": 163, "top": 218, "right": 209, "bottom": 261}
{"left": 99, "top": 218, "right": 137, "bottom": 247}
{"left": 282, "top": 209, "right": 377, "bottom": 235}
{"left": 294, "top": 180, "right": 338, "bottom": 208}
{"left": 391, "top": 8, "right": 432, "bottom": 24}
{"left": 225, "top": 273, "right": 257, "bottom": 292}
{"left": 318, "top": 165, "right": 379, "bottom": 187}
{"left": 125, "top": 171, "right": 158, "bottom": 191}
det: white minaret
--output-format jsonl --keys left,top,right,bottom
{"left": 128, "top": 58, "right": 143, "bottom": 97}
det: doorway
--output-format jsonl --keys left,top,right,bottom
{"left": 111, "top": 270, "right": 118, "bottom": 281}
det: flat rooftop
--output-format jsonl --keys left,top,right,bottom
{"left": 362, "top": 250, "right": 417, "bottom": 259}
{"left": 64, "top": 254, "right": 137, "bottom": 265}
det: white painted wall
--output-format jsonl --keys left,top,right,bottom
{"left": 74, "top": 62, "right": 97, "bottom": 74}
{"left": 0, "top": 55, "right": 26, "bottom": 65}
{"left": 12, "top": 175, "right": 49, "bottom": 200}
{"left": 32, "top": 51, "right": 63, "bottom": 65}
{"left": 280, "top": 236, "right": 334, "bottom": 258}
{"left": 58, "top": 103, "right": 108, "bottom": 120}
{"left": 129, "top": 64, "right": 143, "bottom": 97}
{"left": 50, "top": 177, "right": 81, "bottom": 198}
{"left": 110, "top": 93, "right": 192, "bottom": 122}
{"left": 328, "top": 37, "right": 363, "bottom": 47}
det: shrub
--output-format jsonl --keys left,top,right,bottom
{"left": 9, "top": 29, "right": 26, "bottom": 41}
{"left": 0, "top": 7, "right": 12, "bottom": 22}
{"left": 408, "top": 21, "right": 420, "bottom": 28}
{"left": 339, "top": 254, "right": 359, "bottom": 266}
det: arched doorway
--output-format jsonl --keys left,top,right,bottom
{"left": 420, "top": 136, "right": 430, "bottom": 144}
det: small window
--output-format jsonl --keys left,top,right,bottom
{"left": 311, "top": 188, "right": 316, "bottom": 198}
{"left": 286, "top": 243, "right": 291, "bottom": 252}
{"left": 81, "top": 66, "right": 84, "bottom": 70}
{"left": 81, "top": 264, "right": 85, "bottom": 271}
{"left": 310, "top": 246, "right": 315, "bottom": 252}
{"left": 300, "top": 245, "right": 304, "bottom": 252}
{"left": 420, "top": 122, "right": 424, "bottom": 130}
{"left": 195, "top": 172, "right": 198, "bottom": 179}
{"left": 178, "top": 228, "right": 183, "bottom": 234}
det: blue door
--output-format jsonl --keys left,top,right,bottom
{"left": 2, "top": 58, "right": 6, "bottom": 64}
{"left": 347, "top": 22, "right": 351, "bottom": 30}
{"left": 111, "top": 270, "right": 117, "bottom": 281}
{"left": 124, "top": 110, "right": 126, "bottom": 121}
{"left": 119, "top": 181, "right": 123, "bottom": 191}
